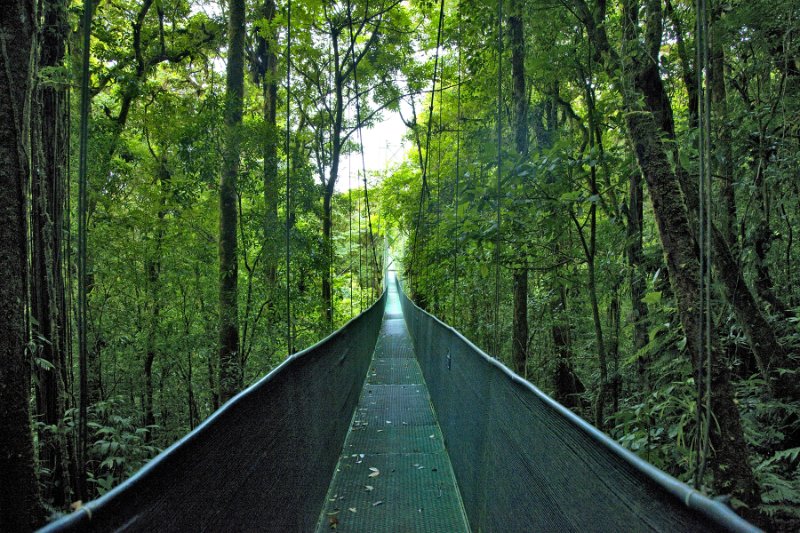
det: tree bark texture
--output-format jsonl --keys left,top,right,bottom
{"left": 709, "top": 25, "right": 737, "bottom": 253}
{"left": 0, "top": 0, "right": 45, "bottom": 527}
{"left": 219, "top": 0, "right": 245, "bottom": 403}
{"left": 31, "top": 0, "right": 74, "bottom": 506}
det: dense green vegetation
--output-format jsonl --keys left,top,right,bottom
{"left": 0, "top": 0, "right": 798, "bottom": 530}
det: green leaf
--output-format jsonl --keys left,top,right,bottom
{"left": 642, "top": 291, "right": 662, "bottom": 305}
{"left": 34, "top": 357, "right": 55, "bottom": 371}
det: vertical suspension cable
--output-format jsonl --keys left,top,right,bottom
{"left": 493, "top": 0, "right": 503, "bottom": 357}
{"left": 452, "top": 3, "right": 462, "bottom": 327}
{"left": 327, "top": 30, "right": 335, "bottom": 326}
{"left": 435, "top": 48, "right": 444, "bottom": 314}
{"left": 285, "top": 0, "right": 292, "bottom": 354}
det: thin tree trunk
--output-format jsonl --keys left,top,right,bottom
{"left": 0, "top": 0, "right": 45, "bottom": 526}
{"left": 509, "top": 0, "right": 529, "bottom": 378}
{"left": 512, "top": 269, "right": 528, "bottom": 376}
{"left": 551, "top": 286, "right": 585, "bottom": 411}
{"left": 750, "top": 145, "right": 788, "bottom": 317}
{"left": 322, "top": 189, "right": 334, "bottom": 327}
{"left": 219, "top": 0, "right": 245, "bottom": 403}
{"left": 608, "top": 284, "right": 621, "bottom": 415}
{"left": 626, "top": 172, "right": 650, "bottom": 389}
{"left": 254, "top": 0, "right": 279, "bottom": 289}
{"left": 321, "top": 30, "right": 345, "bottom": 330}
{"left": 143, "top": 160, "right": 166, "bottom": 436}
{"left": 573, "top": 202, "right": 607, "bottom": 429}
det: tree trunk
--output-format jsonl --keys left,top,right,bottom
{"left": 512, "top": 269, "right": 528, "bottom": 376}
{"left": 709, "top": 26, "right": 737, "bottom": 252}
{"left": 321, "top": 31, "right": 345, "bottom": 331}
{"left": 551, "top": 287, "right": 586, "bottom": 411}
{"left": 625, "top": 109, "right": 758, "bottom": 506}
{"left": 30, "top": 0, "right": 74, "bottom": 507}
{"left": 143, "top": 160, "right": 166, "bottom": 436}
{"left": 608, "top": 284, "right": 621, "bottom": 415}
{"left": 750, "top": 143, "right": 788, "bottom": 317}
{"left": 626, "top": 172, "right": 650, "bottom": 389}
{"left": 322, "top": 189, "right": 334, "bottom": 327}
{"left": 0, "top": 0, "right": 45, "bottom": 526}
{"left": 600, "top": 0, "right": 760, "bottom": 504}
{"left": 581, "top": 73, "right": 608, "bottom": 430}
{"left": 635, "top": 5, "right": 791, "bottom": 396}
{"left": 509, "top": 0, "right": 529, "bottom": 378}
{"left": 254, "top": 0, "right": 279, "bottom": 289}
{"left": 187, "top": 347, "right": 198, "bottom": 430}
{"left": 219, "top": 0, "right": 245, "bottom": 403}
{"left": 584, "top": 214, "right": 607, "bottom": 429}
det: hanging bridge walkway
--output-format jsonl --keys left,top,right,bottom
{"left": 43, "top": 272, "right": 756, "bottom": 532}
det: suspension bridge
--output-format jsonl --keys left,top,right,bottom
{"left": 40, "top": 270, "right": 757, "bottom": 532}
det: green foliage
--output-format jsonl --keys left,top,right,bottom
{"left": 85, "top": 399, "right": 160, "bottom": 495}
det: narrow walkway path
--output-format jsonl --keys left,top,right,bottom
{"left": 316, "top": 273, "right": 470, "bottom": 532}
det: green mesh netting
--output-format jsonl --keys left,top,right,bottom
{"left": 41, "top": 271, "right": 758, "bottom": 533}
{"left": 397, "top": 274, "right": 755, "bottom": 533}
{"left": 41, "top": 292, "right": 386, "bottom": 532}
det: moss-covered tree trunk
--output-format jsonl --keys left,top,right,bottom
{"left": 625, "top": 109, "right": 759, "bottom": 507}
{"left": 219, "top": 0, "right": 246, "bottom": 403}
{"left": 0, "top": 0, "right": 44, "bottom": 527}
{"left": 630, "top": 0, "right": 790, "bottom": 401}
{"left": 709, "top": 22, "right": 737, "bottom": 254}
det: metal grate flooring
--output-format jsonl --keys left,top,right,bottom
{"left": 316, "top": 278, "right": 470, "bottom": 533}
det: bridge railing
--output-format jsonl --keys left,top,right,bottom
{"left": 396, "top": 276, "right": 756, "bottom": 533}
{"left": 42, "top": 291, "right": 386, "bottom": 533}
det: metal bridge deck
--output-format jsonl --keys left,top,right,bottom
{"left": 316, "top": 275, "right": 470, "bottom": 532}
